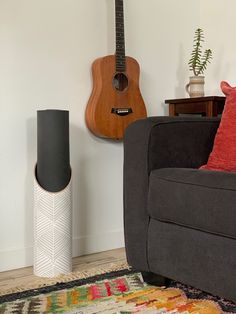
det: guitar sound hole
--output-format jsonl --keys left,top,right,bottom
{"left": 113, "top": 73, "right": 128, "bottom": 91}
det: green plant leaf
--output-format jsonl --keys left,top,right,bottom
{"left": 188, "top": 28, "right": 212, "bottom": 76}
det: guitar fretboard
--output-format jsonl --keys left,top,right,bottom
{"left": 115, "top": 0, "right": 126, "bottom": 72}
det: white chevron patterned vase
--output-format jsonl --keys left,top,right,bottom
{"left": 34, "top": 176, "right": 72, "bottom": 277}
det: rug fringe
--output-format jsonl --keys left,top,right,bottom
{"left": 0, "top": 261, "right": 130, "bottom": 296}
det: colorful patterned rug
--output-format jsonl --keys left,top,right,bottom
{"left": 0, "top": 269, "right": 235, "bottom": 314}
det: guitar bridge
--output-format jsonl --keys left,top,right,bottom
{"left": 111, "top": 108, "right": 132, "bottom": 116}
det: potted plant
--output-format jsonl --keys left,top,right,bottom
{"left": 186, "top": 28, "right": 213, "bottom": 97}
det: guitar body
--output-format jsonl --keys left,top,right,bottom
{"left": 85, "top": 55, "right": 147, "bottom": 140}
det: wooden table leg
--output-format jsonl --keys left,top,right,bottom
{"left": 206, "top": 102, "right": 213, "bottom": 117}
{"left": 206, "top": 101, "right": 218, "bottom": 117}
{"left": 169, "top": 104, "right": 177, "bottom": 116}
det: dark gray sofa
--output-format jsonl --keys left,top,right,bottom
{"left": 124, "top": 116, "right": 236, "bottom": 302}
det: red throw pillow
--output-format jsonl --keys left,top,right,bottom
{"left": 200, "top": 81, "right": 236, "bottom": 171}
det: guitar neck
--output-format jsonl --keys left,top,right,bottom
{"left": 115, "top": 0, "right": 126, "bottom": 72}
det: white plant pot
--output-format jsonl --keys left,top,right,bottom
{"left": 34, "top": 171, "right": 72, "bottom": 277}
{"left": 186, "top": 76, "right": 205, "bottom": 98}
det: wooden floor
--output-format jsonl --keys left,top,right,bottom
{"left": 0, "top": 247, "right": 126, "bottom": 294}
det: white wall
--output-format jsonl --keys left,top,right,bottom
{"left": 0, "top": 0, "right": 234, "bottom": 271}
{"left": 199, "top": 0, "right": 236, "bottom": 94}
{"left": 125, "top": 0, "right": 200, "bottom": 115}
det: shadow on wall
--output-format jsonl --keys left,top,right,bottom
{"left": 24, "top": 117, "right": 37, "bottom": 266}
{"left": 106, "top": 0, "right": 115, "bottom": 54}
{"left": 160, "top": 43, "right": 187, "bottom": 116}
{"left": 70, "top": 124, "right": 89, "bottom": 255}
{"left": 70, "top": 123, "right": 123, "bottom": 256}
{"left": 211, "top": 46, "right": 230, "bottom": 95}
{"left": 175, "top": 43, "right": 187, "bottom": 99}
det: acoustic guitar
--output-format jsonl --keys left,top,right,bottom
{"left": 85, "top": 0, "right": 147, "bottom": 140}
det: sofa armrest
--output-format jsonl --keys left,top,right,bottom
{"left": 123, "top": 116, "right": 220, "bottom": 271}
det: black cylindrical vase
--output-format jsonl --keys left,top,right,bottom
{"left": 37, "top": 110, "right": 71, "bottom": 192}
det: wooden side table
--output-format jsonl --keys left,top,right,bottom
{"left": 165, "top": 96, "right": 225, "bottom": 117}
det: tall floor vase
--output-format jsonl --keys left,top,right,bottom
{"left": 34, "top": 110, "right": 72, "bottom": 277}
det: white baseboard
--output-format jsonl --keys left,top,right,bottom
{"left": 0, "top": 229, "right": 124, "bottom": 272}
{"left": 0, "top": 246, "right": 34, "bottom": 273}
{"left": 72, "top": 229, "right": 124, "bottom": 257}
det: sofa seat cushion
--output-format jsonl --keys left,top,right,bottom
{"left": 148, "top": 168, "right": 236, "bottom": 239}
